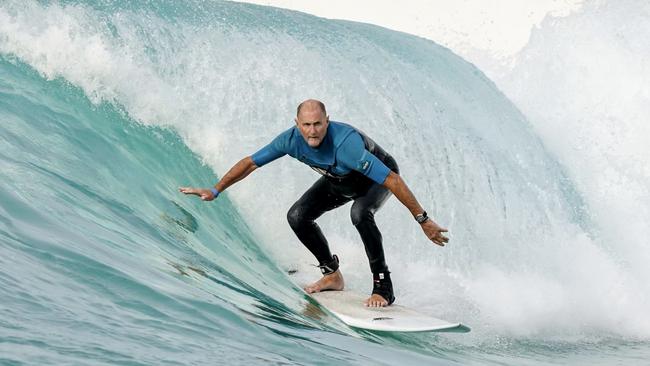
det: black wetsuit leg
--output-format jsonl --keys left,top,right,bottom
{"left": 350, "top": 155, "right": 399, "bottom": 274}
{"left": 288, "top": 153, "right": 399, "bottom": 275}
{"left": 350, "top": 183, "right": 393, "bottom": 274}
{"left": 287, "top": 176, "right": 351, "bottom": 267}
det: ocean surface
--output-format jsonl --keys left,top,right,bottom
{"left": 1, "top": 1, "right": 649, "bottom": 365}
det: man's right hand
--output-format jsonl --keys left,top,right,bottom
{"left": 179, "top": 187, "right": 217, "bottom": 201}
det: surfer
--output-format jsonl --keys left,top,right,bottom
{"left": 179, "top": 99, "right": 448, "bottom": 307}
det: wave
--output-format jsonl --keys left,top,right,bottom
{"left": 1, "top": 0, "right": 649, "bottom": 364}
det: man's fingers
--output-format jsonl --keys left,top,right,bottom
{"left": 179, "top": 187, "right": 200, "bottom": 195}
{"left": 427, "top": 230, "right": 449, "bottom": 246}
{"left": 179, "top": 187, "right": 193, "bottom": 193}
{"left": 428, "top": 234, "right": 443, "bottom": 245}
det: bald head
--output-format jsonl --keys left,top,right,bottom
{"left": 297, "top": 99, "right": 327, "bottom": 118}
{"left": 295, "top": 99, "right": 329, "bottom": 148}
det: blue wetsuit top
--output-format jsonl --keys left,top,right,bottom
{"left": 251, "top": 121, "right": 392, "bottom": 184}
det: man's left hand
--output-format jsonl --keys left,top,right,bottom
{"left": 421, "top": 220, "right": 449, "bottom": 246}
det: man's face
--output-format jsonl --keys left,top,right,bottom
{"left": 295, "top": 108, "right": 329, "bottom": 148}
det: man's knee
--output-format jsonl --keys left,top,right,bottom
{"left": 287, "top": 203, "right": 306, "bottom": 229}
{"left": 350, "top": 205, "right": 374, "bottom": 226}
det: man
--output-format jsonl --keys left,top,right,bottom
{"left": 180, "top": 99, "right": 449, "bottom": 307}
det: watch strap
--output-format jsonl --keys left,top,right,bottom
{"left": 415, "top": 211, "right": 429, "bottom": 224}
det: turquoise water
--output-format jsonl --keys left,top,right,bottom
{"left": 1, "top": 1, "right": 649, "bottom": 365}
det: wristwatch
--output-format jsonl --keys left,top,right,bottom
{"left": 415, "top": 211, "right": 429, "bottom": 224}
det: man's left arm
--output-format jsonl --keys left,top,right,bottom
{"left": 382, "top": 171, "right": 449, "bottom": 246}
{"left": 338, "top": 133, "right": 449, "bottom": 246}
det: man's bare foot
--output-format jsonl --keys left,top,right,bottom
{"left": 364, "top": 294, "right": 390, "bottom": 307}
{"left": 304, "top": 270, "right": 344, "bottom": 293}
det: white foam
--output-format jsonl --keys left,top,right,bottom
{"left": 493, "top": 0, "right": 650, "bottom": 296}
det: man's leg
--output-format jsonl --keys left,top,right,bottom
{"left": 350, "top": 183, "right": 395, "bottom": 306}
{"left": 287, "top": 177, "right": 351, "bottom": 292}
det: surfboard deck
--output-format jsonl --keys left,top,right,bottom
{"left": 309, "top": 290, "right": 470, "bottom": 333}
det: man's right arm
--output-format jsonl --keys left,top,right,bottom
{"left": 215, "top": 156, "right": 258, "bottom": 193}
{"left": 179, "top": 128, "right": 289, "bottom": 201}
{"left": 178, "top": 157, "right": 258, "bottom": 201}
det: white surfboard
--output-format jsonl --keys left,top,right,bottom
{"left": 309, "top": 290, "right": 470, "bottom": 333}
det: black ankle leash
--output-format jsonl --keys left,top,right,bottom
{"left": 317, "top": 254, "right": 340, "bottom": 275}
{"left": 371, "top": 271, "right": 395, "bottom": 305}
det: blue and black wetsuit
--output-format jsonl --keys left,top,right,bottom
{"left": 252, "top": 121, "right": 398, "bottom": 299}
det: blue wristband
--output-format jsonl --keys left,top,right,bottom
{"left": 210, "top": 187, "right": 220, "bottom": 198}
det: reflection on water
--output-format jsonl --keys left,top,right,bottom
{"left": 161, "top": 200, "right": 198, "bottom": 233}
